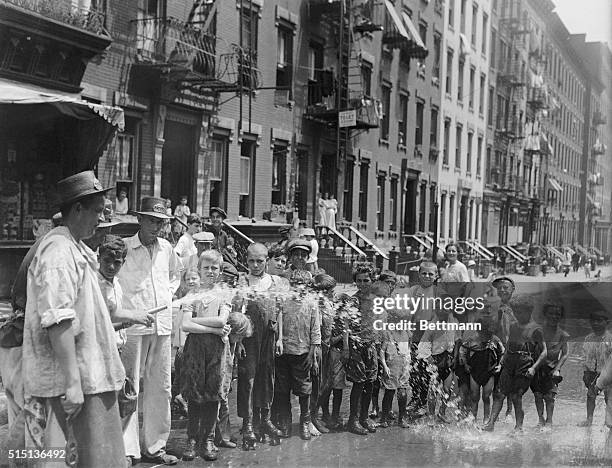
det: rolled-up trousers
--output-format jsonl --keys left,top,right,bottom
{"left": 121, "top": 334, "right": 172, "bottom": 458}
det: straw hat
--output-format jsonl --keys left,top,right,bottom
{"left": 133, "top": 197, "right": 173, "bottom": 219}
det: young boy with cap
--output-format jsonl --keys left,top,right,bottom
{"left": 208, "top": 207, "right": 237, "bottom": 266}
{"left": 272, "top": 239, "right": 321, "bottom": 440}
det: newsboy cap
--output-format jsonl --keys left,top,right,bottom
{"left": 210, "top": 207, "right": 227, "bottom": 219}
{"left": 133, "top": 197, "right": 173, "bottom": 219}
{"left": 193, "top": 232, "right": 215, "bottom": 243}
{"left": 56, "top": 171, "right": 110, "bottom": 206}
{"left": 287, "top": 238, "right": 312, "bottom": 254}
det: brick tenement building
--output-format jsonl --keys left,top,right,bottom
{"left": 481, "top": 0, "right": 612, "bottom": 258}
{"left": 85, "top": 0, "right": 441, "bottom": 257}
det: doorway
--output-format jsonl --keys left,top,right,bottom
{"left": 162, "top": 120, "right": 197, "bottom": 210}
{"left": 404, "top": 178, "right": 417, "bottom": 235}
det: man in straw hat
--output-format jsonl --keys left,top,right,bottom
{"left": 118, "top": 196, "right": 183, "bottom": 465}
{"left": 22, "top": 171, "right": 126, "bottom": 467}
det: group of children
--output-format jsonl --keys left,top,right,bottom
{"left": 95, "top": 230, "right": 612, "bottom": 463}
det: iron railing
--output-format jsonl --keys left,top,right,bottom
{"left": 3, "top": 0, "right": 108, "bottom": 36}
{"left": 133, "top": 16, "right": 216, "bottom": 77}
{"left": 315, "top": 225, "right": 367, "bottom": 266}
{"left": 221, "top": 221, "right": 254, "bottom": 272}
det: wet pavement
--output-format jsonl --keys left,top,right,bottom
{"left": 2, "top": 269, "right": 612, "bottom": 466}
{"left": 155, "top": 349, "right": 612, "bottom": 467}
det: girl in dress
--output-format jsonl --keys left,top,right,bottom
{"left": 318, "top": 193, "right": 328, "bottom": 227}
{"left": 181, "top": 250, "right": 231, "bottom": 461}
{"left": 326, "top": 195, "right": 338, "bottom": 230}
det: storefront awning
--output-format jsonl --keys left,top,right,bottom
{"left": 0, "top": 79, "right": 125, "bottom": 174}
{"left": 0, "top": 80, "right": 124, "bottom": 131}
{"left": 383, "top": 0, "right": 410, "bottom": 39}
{"left": 547, "top": 178, "right": 563, "bottom": 192}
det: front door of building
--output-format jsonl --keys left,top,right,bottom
{"left": 404, "top": 178, "right": 417, "bottom": 236}
{"left": 459, "top": 194, "right": 468, "bottom": 240}
{"left": 320, "top": 153, "right": 337, "bottom": 198}
{"left": 162, "top": 120, "right": 197, "bottom": 211}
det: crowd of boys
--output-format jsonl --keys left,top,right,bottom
{"left": 2, "top": 170, "right": 612, "bottom": 467}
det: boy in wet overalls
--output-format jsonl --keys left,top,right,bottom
{"left": 530, "top": 301, "right": 569, "bottom": 428}
{"left": 483, "top": 298, "right": 547, "bottom": 432}
{"left": 235, "top": 243, "right": 286, "bottom": 449}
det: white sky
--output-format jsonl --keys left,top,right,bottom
{"left": 551, "top": 0, "right": 612, "bottom": 48}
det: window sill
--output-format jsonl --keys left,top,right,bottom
{"left": 454, "top": 167, "right": 462, "bottom": 174}
{"left": 445, "top": 93, "right": 453, "bottom": 101}
{"left": 458, "top": 100, "right": 464, "bottom": 108}
{"left": 468, "top": 106, "right": 474, "bottom": 112}
{"left": 397, "top": 143, "right": 407, "bottom": 153}
{"left": 379, "top": 138, "right": 390, "bottom": 148}
{"left": 442, "top": 164, "right": 450, "bottom": 170}
{"left": 476, "top": 175, "right": 482, "bottom": 180}
{"left": 466, "top": 172, "right": 472, "bottom": 178}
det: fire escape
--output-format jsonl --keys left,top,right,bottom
{"left": 127, "top": 0, "right": 261, "bottom": 271}
{"left": 127, "top": 0, "right": 261, "bottom": 109}
{"left": 494, "top": 4, "right": 531, "bottom": 246}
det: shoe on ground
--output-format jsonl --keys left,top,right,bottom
{"left": 311, "top": 417, "right": 329, "bottom": 434}
{"left": 216, "top": 439, "right": 237, "bottom": 449}
{"left": 142, "top": 450, "right": 178, "bottom": 465}
{"left": 348, "top": 419, "right": 368, "bottom": 435}
{"left": 182, "top": 439, "right": 197, "bottom": 461}
{"left": 201, "top": 440, "right": 218, "bottom": 461}
{"left": 360, "top": 419, "right": 377, "bottom": 433}
{"left": 482, "top": 422, "right": 495, "bottom": 432}
{"left": 308, "top": 421, "right": 321, "bottom": 437}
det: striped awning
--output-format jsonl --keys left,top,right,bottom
{"left": 399, "top": 12, "right": 428, "bottom": 59}
{"left": 547, "top": 178, "right": 563, "bottom": 192}
{"left": 384, "top": 0, "right": 410, "bottom": 39}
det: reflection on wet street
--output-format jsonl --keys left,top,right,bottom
{"left": 167, "top": 355, "right": 612, "bottom": 467}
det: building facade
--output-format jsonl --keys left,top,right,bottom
{"left": 439, "top": 0, "right": 491, "bottom": 252}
